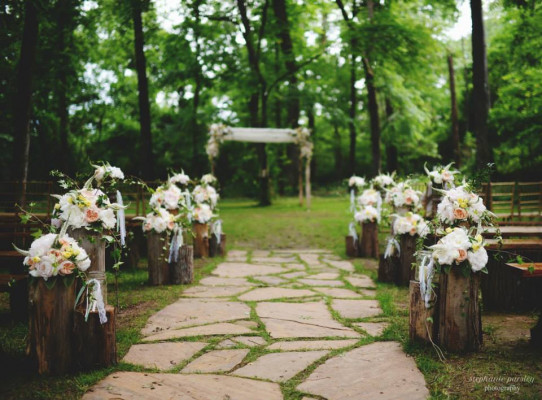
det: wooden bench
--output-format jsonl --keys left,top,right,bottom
{"left": 483, "top": 226, "right": 542, "bottom": 239}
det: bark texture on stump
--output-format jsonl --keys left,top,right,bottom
{"left": 193, "top": 223, "right": 209, "bottom": 258}
{"left": 28, "top": 279, "right": 76, "bottom": 375}
{"left": 345, "top": 235, "right": 358, "bottom": 258}
{"left": 378, "top": 255, "right": 399, "bottom": 283}
{"left": 68, "top": 228, "right": 106, "bottom": 274}
{"left": 359, "top": 222, "right": 378, "bottom": 258}
{"left": 409, "top": 280, "right": 439, "bottom": 344}
{"left": 438, "top": 268, "right": 482, "bottom": 352}
{"left": 209, "top": 234, "right": 226, "bottom": 257}
{"left": 147, "top": 231, "right": 169, "bottom": 285}
{"left": 170, "top": 245, "right": 194, "bottom": 284}
{"left": 73, "top": 305, "right": 117, "bottom": 371}
{"left": 398, "top": 234, "right": 417, "bottom": 286}
{"left": 531, "top": 317, "right": 542, "bottom": 348}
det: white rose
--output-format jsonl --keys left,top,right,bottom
{"left": 65, "top": 207, "right": 87, "bottom": 228}
{"left": 163, "top": 186, "right": 182, "bottom": 209}
{"left": 431, "top": 243, "right": 460, "bottom": 266}
{"left": 30, "top": 255, "right": 55, "bottom": 280}
{"left": 28, "top": 233, "right": 57, "bottom": 258}
{"left": 201, "top": 174, "right": 217, "bottom": 185}
{"left": 437, "top": 197, "right": 455, "bottom": 224}
{"left": 193, "top": 203, "right": 213, "bottom": 223}
{"left": 99, "top": 208, "right": 117, "bottom": 229}
{"left": 468, "top": 247, "right": 488, "bottom": 272}
{"left": 429, "top": 170, "right": 443, "bottom": 184}
{"left": 170, "top": 173, "right": 190, "bottom": 185}
{"left": 94, "top": 166, "right": 106, "bottom": 181}
{"left": 441, "top": 228, "right": 471, "bottom": 251}
{"left": 417, "top": 219, "right": 429, "bottom": 237}
{"left": 108, "top": 166, "right": 124, "bottom": 180}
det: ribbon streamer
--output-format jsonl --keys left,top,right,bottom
{"left": 85, "top": 278, "right": 107, "bottom": 324}
{"left": 384, "top": 237, "right": 401, "bottom": 259}
{"left": 116, "top": 190, "right": 126, "bottom": 247}
{"left": 418, "top": 254, "right": 435, "bottom": 308}
{"left": 168, "top": 228, "right": 183, "bottom": 263}
{"left": 350, "top": 189, "right": 355, "bottom": 213}
{"left": 212, "top": 220, "right": 222, "bottom": 244}
{"left": 348, "top": 222, "right": 358, "bottom": 248}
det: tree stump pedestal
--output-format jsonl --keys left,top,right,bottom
{"left": 378, "top": 255, "right": 399, "bottom": 283}
{"left": 147, "top": 231, "right": 170, "bottom": 285}
{"left": 398, "top": 234, "right": 417, "bottom": 286}
{"left": 359, "top": 222, "right": 379, "bottom": 258}
{"left": 170, "top": 245, "right": 194, "bottom": 284}
{"left": 193, "top": 223, "right": 209, "bottom": 258}
{"left": 438, "top": 268, "right": 482, "bottom": 352}
{"left": 345, "top": 235, "right": 358, "bottom": 258}
{"left": 68, "top": 228, "right": 106, "bottom": 274}
{"left": 409, "top": 280, "right": 439, "bottom": 343}
{"left": 209, "top": 234, "right": 226, "bottom": 257}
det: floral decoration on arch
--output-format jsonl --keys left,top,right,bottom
{"left": 206, "top": 123, "right": 232, "bottom": 160}
{"left": 294, "top": 127, "right": 313, "bottom": 160}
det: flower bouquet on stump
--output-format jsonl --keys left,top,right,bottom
{"left": 423, "top": 163, "right": 460, "bottom": 218}
{"left": 355, "top": 188, "right": 381, "bottom": 258}
{"left": 345, "top": 175, "right": 366, "bottom": 257}
{"left": 191, "top": 175, "right": 220, "bottom": 258}
{"left": 393, "top": 212, "right": 429, "bottom": 286}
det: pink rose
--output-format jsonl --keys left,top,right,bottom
{"left": 453, "top": 208, "right": 468, "bottom": 220}
{"left": 59, "top": 261, "right": 75, "bottom": 275}
{"left": 456, "top": 249, "right": 468, "bottom": 263}
{"left": 85, "top": 207, "right": 100, "bottom": 223}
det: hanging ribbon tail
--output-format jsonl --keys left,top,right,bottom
{"left": 185, "top": 192, "right": 192, "bottom": 208}
{"left": 85, "top": 278, "right": 108, "bottom": 324}
{"left": 348, "top": 222, "right": 358, "bottom": 248}
{"left": 116, "top": 190, "right": 126, "bottom": 247}
{"left": 384, "top": 237, "right": 400, "bottom": 259}
{"left": 350, "top": 189, "right": 355, "bottom": 213}
{"left": 168, "top": 229, "right": 180, "bottom": 263}
{"left": 213, "top": 220, "right": 223, "bottom": 244}
{"left": 418, "top": 256, "right": 435, "bottom": 309}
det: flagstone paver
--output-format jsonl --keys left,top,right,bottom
{"left": 141, "top": 299, "right": 250, "bottom": 336}
{"left": 353, "top": 322, "right": 390, "bottom": 336}
{"left": 181, "top": 349, "right": 250, "bottom": 373}
{"left": 238, "top": 287, "right": 316, "bottom": 301}
{"left": 85, "top": 248, "right": 428, "bottom": 400}
{"left": 214, "top": 262, "right": 284, "bottom": 277}
{"left": 143, "top": 323, "right": 253, "bottom": 342}
{"left": 297, "top": 342, "right": 429, "bottom": 400}
{"left": 257, "top": 302, "right": 360, "bottom": 338}
{"left": 82, "top": 372, "right": 283, "bottom": 400}
{"left": 123, "top": 342, "right": 207, "bottom": 371}
{"left": 267, "top": 339, "right": 358, "bottom": 351}
{"left": 331, "top": 299, "right": 382, "bottom": 319}
{"left": 234, "top": 351, "right": 329, "bottom": 382}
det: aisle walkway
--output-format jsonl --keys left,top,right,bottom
{"left": 83, "top": 249, "right": 429, "bottom": 400}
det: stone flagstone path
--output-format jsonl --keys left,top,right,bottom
{"left": 83, "top": 249, "right": 429, "bottom": 400}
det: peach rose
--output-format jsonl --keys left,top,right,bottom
{"left": 167, "top": 221, "right": 175, "bottom": 231}
{"left": 456, "top": 249, "right": 468, "bottom": 263}
{"left": 85, "top": 207, "right": 100, "bottom": 223}
{"left": 453, "top": 208, "right": 468, "bottom": 220}
{"left": 144, "top": 222, "right": 152, "bottom": 232}
{"left": 405, "top": 196, "right": 413, "bottom": 205}
{"left": 59, "top": 260, "right": 75, "bottom": 275}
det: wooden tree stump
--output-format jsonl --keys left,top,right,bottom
{"left": 68, "top": 228, "right": 106, "bottom": 274}
{"left": 409, "top": 280, "right": 439, "bottom": 343}
{"left": 28, "top": 278, "right": 76, "bottom": 375}
{"left": 398, "top": 234, "right": 417, "bottom": 286}
{"left": 170, "top": 245, "right": 194, "bottom": 284}
{"left": 147, "top": 231, "right": 170, "bottom": 285}
{"left": 378, "top": 255, "right": 399, "bottom": 283}
{"left": 193, "top": 223, "right": 209, "bottom": 258}
{"left": 73, "top": 305, "right": 117, "bottom": 371}
{"left": 438, "top": 268, "right": 482, "bottom": 352}
{"left": 359, "top": 222, "right": 379, "bottom": 258}
{"left": 345, "top": 236, "right": 358, "bottom": 258}
{"left": 209, "top": 234, "right": 226, "bottom": 257}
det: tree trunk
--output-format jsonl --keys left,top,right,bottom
{"left": 438, "top": 268, "right": 482, "bottom": 352}
{"left": 193, "top": 223, "right": 209, "bottom": 258}
{"left": 470, "top": 0, "right": 490, "bottom": 168}
{"left": 398, "top": 234, "right": 417, "bottom": 286}
{"left": 378, "top": 254, "right": 399, "bottom": 283}
{"left": 28, "top": 279, "right": 76, "bottom": 375}
{"left": 132, "top": 0, "right": 154, "bottom": 180}
{"left": 170, "top": 244, "right": 194, "bottom": 284}
{"left": 409, "top": 280, "right": 439, "bottom": 344}
{"left": 333, "top": 123, "right": 342, "bottom": 178}
{"left": 363, "top": 57, "right": 381, "bottom": 176}
{"left": 346, "top": 235, "right": 358, "bottom": 258}
{"left": 348, "top": 45, "right": 357, "bottom": 175}
{"left": 209, "top": 234, "right": 226, "bottom": 258}
{"left": 384, "top": 98, "right": 398, "bottom": 173}
{"left": 73, "top": 305, "right": 116, "bottom": 371}
{"left": 12, "top": 0, "right": 39, "bottom": 208}
{"left": 147, "top": 231, "right": 170, "bottom": 285}
{"left": 448, "top": 54, "right": 460, "bottom": 167}
{"left": 191, "top": 0, "right": 203, "bottom": 173}
{"left": 359, "top": 222, "right": 379, "bottom": 258}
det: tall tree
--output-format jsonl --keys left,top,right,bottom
{"left": 470, "top": 0, "right": 491, "bottom": 168}
{"left": 131, "top": 0, "right": 154, "bottom": 180}
{"left": 447, "top": 54, "right": 460, "bottom": 167}
{"left": 12, "top": 0, "right": 39, "bottom": 207}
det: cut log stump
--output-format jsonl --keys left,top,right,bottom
{"left": 209, "top": 234, "right": 226, "bottom": 257}
{"left": 28, "top": 278, "right": 76, "bottom": 375}
{"left": 73, "top": 305, "right": 117, "bottom": 371}
{"left": 170, "top": 245, "right": 194, "bottom": 285}
{"left": 378, "top": 255, "right": 399, "bottom": 283}
{"left": 359, "top": 222, "right": 379, "bottom": 258}
{"left": 345, "top": 236, "right": 358, "bottom": 258}
{"left": 409, "top": 280, "right": 439, "bottom": 344}
{"left": 438, "top": 268, "right": 482, "bottom": 352}
{"left": 147, "top": 231, "right": 170, "bottom": 285}
{"left": 193, "top": 223, "right": 209, "bottom": 258}
{"left": 68, "top": 228, "right": 106, "bottom": 274}
{"left": 398, "top": 234, "right": 417, "bottom": 286}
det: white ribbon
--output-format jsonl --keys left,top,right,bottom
{"left": 168, "top": 227, "right": 183, "bottom": 263}
{"left": 350, "top": 189, "right": 355, "bottom": 213}
{"left": 348, "top": 222, "right": 358, "bottom": 248}
{"left": 425, "top": 183, "right": 433, "bottom": 216}
{"left": 384, "top": 236, "right": 401, "bottom": 259}
{"left": 86, "top": 278, "right": 107, "bottom": 324}
{"left": 418, "top": 254, "right": 435, "bottom": 309}
{"left": 212, "top": 220, "right": 223, "bottom": 244}
{"left": 116, "top": 190, "right": 126, "bottom": 247}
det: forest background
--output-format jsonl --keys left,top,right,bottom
{"left": 1, "top": 0, "right": 540, "bottom": 200}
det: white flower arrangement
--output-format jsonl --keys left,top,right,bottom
{"left": 93, "top": 163, "right": 124, "bottom": 183}
{"left": 16, "top": 233, "right": 90, "bottom": 281}
{"left": 384, "top": 182, "right": 422, "bottom": 211}
{"left": 358, "top": 188, "right": 382, "bottom": 208}
{"left": 140, "top": 208, "right": 177, "bottom": 233}
{"left": 429, "top": 227, "right": 488, "bottom": 272}
{"left": 193, "top": 203, "right": 214, "bottom": 224}
{"left": 169, "top": 171, "right": 190, "bottom": 186}
{"left": 348, "top": 175, "right": 366, "bottom": 189}
{"left": 206, "top": 124, "right": 232, "bottom": 160}
{"left": 52, "top": 188, "right": 119, "bottom": 230}
{"left": 393, "top": 212, "right": 429, "bottom": 237}
{"left": 424, "top": 162, "right": 459, "bottom": 187}
{"left": 354, "top": 205, "right": 380, "bottom": 223}
{"left": 294, "top": 127, "right": 313, "bottom": 160}
{"left": 372, "top": 173, "right": 395, "bottom": 190}
{"left": 149, "top": 184, "right": 184, "bottom": 211}
{"left": 192, "top": 185, "right": 219, "bottom": 209}
{"left": 436, "top": 185, "right": 491, "bottom": 226}
{"left": 201, "top": 173, "right": 218, "bottom": 186}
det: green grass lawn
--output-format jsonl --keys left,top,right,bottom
{"left": 0, "top": 195, "right": 540, "bottom": 399}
